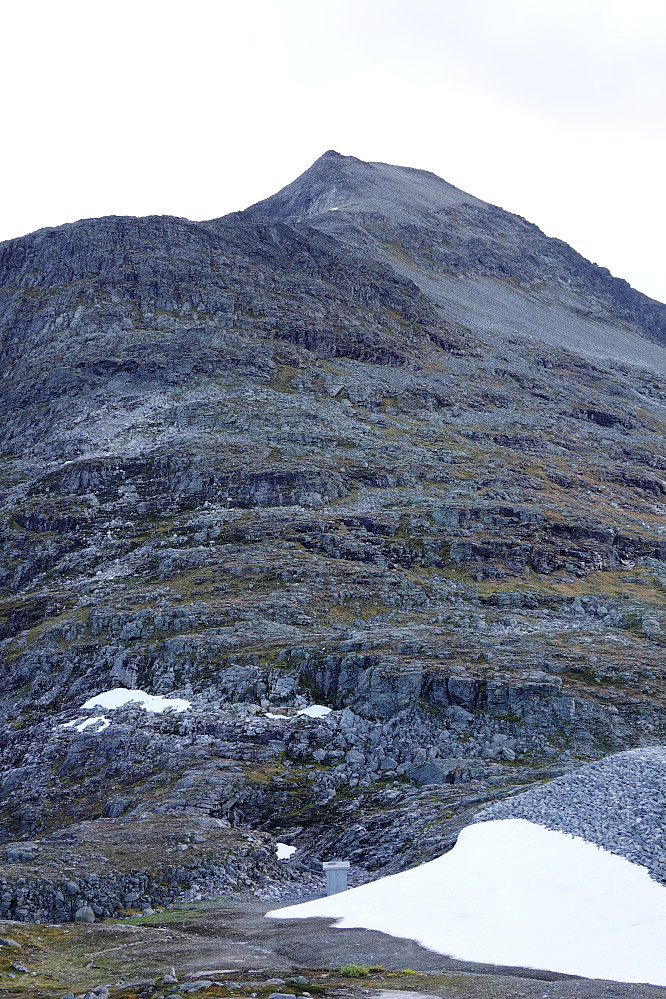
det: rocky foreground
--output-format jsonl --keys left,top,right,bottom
{"left": 1, "top": 898, "right": 666, "bottom": 999}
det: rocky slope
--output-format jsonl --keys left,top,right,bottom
{"left": 476, "top": 746, "right": 666, "bottom": 882}
{"left": 250, "top": 151, "right": 666, "bottom": 354}
{"left": 0, "top": 151, "right": 665, "bottom": 917}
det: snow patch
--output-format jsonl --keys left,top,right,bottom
{"left": 276, "top": 842, "right": 298, "bottom": 860}
{"left": 62, "top": 715, "right": 111, "bottom": 733}
{"left": 297, "top": 704, "right": 332, "bottom": 718}
{"left": 265, "top": 704, "right": 331, "bottom": 721}
{"left": 80, "top": 688, "right": 191, "bottom": 713}
{"left": 267, "top": 818, "right": 666, "bottom": 986}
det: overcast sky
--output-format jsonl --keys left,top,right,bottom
{"left": 2, "top": 0, "right": 665, "bottom": 302}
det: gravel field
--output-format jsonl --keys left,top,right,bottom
{"left": 475, "top": 747, "right": 666, "bottom": 882}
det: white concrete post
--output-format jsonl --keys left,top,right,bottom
{"left": 323, "top": 860, "right": 350, "bottom": 895}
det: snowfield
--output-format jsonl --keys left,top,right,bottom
{"left": 80, "top": 688, "right": 191, "bottom": 713}
{"left": 267, "top": 818, "right": 666, "bottom": 986}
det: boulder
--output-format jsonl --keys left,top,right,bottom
{"left": 406, "top": 757, "right": 469, "bottom": 785}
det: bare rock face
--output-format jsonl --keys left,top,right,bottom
{"left": 251, "top": 149, "right": 666, "bottom": 349}
{"left": 0, "top": 151, "right": 665, "bottom": 914}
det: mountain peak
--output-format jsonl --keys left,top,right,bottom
{"left": 248, "top": 150, "right": 481, "bottom": 223}
{"left": 246, "top": 150, "right": 666, "bottom": 352}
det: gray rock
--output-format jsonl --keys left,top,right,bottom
{"left": 406, "top": 757, "right": 469, "bottom": 785}
{"left": 1, "top": 148, "right": 666, "bottom": 922}
{"left": 477, "top": 747, "right": 666, "bottom": 884}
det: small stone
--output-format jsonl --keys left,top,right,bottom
{"left": 74, "top": 906, "right": 96, "bottom": 923}
{"left": 162, "top": 974, "right": 178, "bottom": 985}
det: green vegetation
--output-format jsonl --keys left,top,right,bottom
{"left": 339, "top": 962, "right": 369, "bottom": 977}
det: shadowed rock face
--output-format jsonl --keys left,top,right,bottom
{"left": 0, "top": 152, "right": 665, "bottom": 905}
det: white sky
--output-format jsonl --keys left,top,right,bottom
{"left": 2, "top": 0, "right": 665, "bottom": 303}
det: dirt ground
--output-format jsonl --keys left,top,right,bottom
{"left": 0, "top": 899, "right": 663, "bottom": 999}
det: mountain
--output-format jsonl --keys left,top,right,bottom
{"left": 0, "top": 152, "right": 665, "bottom": 927}
{"left": 251, "top": 150, "right": 666, "bottom": 355}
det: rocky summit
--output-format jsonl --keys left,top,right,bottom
{"left": 0, "top": 149, "right": 665, "bottom": 924}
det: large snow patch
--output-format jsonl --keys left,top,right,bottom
{"left": 267, "top": 818, "right": 666, "bottom": 985}
{"left": 80, "top": 688, "right": 191, "bottom": 713}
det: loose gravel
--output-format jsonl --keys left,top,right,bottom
{"left": 475, "top": 747, "right": 666, "bottom": 883}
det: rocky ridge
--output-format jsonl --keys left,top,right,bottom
{"left": 0, "top": 816, "right": 303, "bottom": 925}
{"left": 0, "top": 151, "right": 665, "bottom": 919}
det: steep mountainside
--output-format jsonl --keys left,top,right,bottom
{"left": 251, "top": 151, "right": 666, "bottom": 355}
{"left": 0, "top": 152, "right": 665, "bottom": 921}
